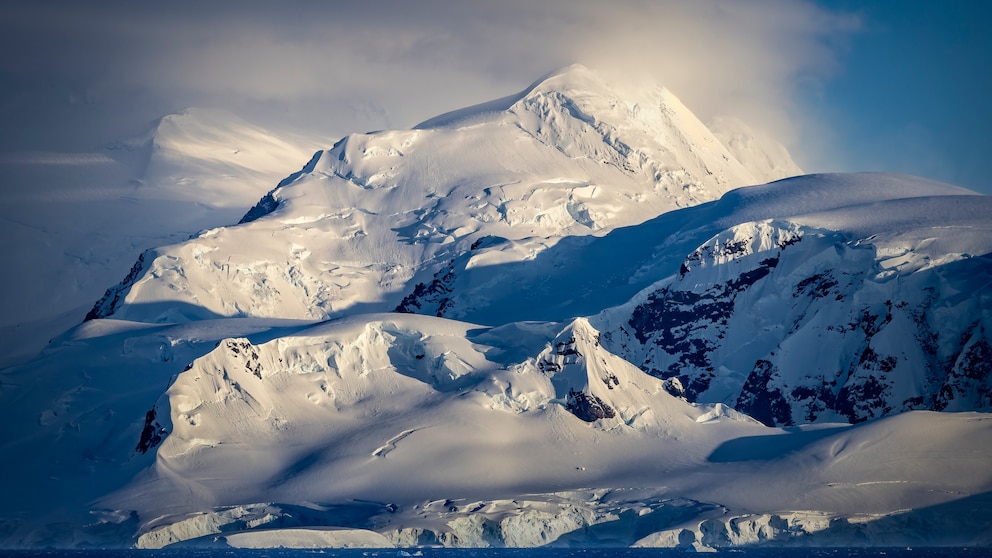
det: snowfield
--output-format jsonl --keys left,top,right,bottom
{"left": 1, "top": 65, "right": 990, "bottom": 550}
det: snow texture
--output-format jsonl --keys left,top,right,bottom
{"left": 1, "top": 65, "right": 990, "bottom": 550}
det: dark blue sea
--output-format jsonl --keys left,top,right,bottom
{"left": 3, "top": 549, "right": 990, "bottom": 558}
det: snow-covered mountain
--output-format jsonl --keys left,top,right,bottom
{"left": 1, "top": 66, "right": 990, "bottom": 550}
{"left": 591, "top": 173, "right": 992, "bottom": 425}
{"left": 85, "top": 65, "right": 795, "bottom": 325}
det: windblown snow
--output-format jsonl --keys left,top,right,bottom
{"left": 1, "top": 65, "right": 990, "bottom": 550}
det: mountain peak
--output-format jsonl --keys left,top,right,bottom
{"left": 415, "top": 66, "right": 802, "bottom": 193}
{"left": 87, "top": 65, "right": 810, "bottom": 327}
{"left": 413, "top": 64, "right": 606, "bottom": 130}
{"left": 523, "top": 63, "right": 600, "bottom": 92}
{"left": 538, "top": 63, "right": 592, "bottom": 79}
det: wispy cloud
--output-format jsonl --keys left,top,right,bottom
{"left": 0, "top": 0, "right": 859, "bottom": 164}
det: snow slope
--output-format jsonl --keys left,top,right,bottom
{"left": 117, "top": 316, "right": 990, "bottom": 547}
{"left": 131, "top": 107, "right": 327, "bottom": 208}
{"left": 2, "top": 309, "right": 988, "bottom": 548}
{"left": 1, "top": 66, "right": 990, "bottom": 549}
{"left": 709, "top": 115, "right": 804, "bottom": 184}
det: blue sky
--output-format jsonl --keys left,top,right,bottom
{"left": 805, "top": 0, "right": 992, "bottom": 192}
{"left": 0, "top": 0, "right": 988, "bottom": 193}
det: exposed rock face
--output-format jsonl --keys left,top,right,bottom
{"left": 395, "top": 263, "right": 456, "bottom": 317}
{"left": 565, "top": 388, "right": 616, "bottom": 422}
{"left": 86, "top": 252, "right": 148, "bottom": 321}
{"left": 598, "top": 215, "right": 992, "bottom": 426}
{"left": 735, "top": 360, "right": 792, "bottom": 427}
{"left": 135, "top": 407, "right": 167, "bottom": 454}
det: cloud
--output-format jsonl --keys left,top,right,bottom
{"left": 0, "top": 152, "right": 116, "bottom": 166}
{"left": 566, "top": 1, "right": 861, "bottom": 144}
{"left": 0, "top": 0, "right": 859, "bottom": 160}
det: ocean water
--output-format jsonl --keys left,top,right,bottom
{"left": 3, "top": 549, "right": 990, "bottom": 558}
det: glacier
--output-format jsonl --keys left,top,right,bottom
{"left": 0, "top": 65, "right": 990, "bottom": 550}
